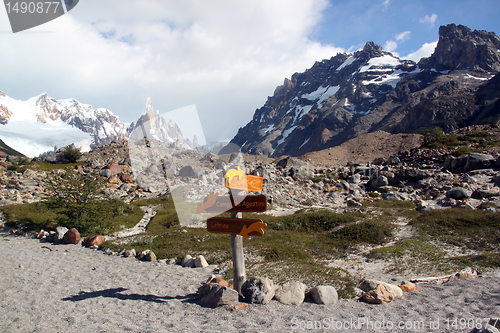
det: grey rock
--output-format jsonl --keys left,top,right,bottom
{"left": 346, "top": 198, "right": 362, "bottom": 207}
{"left": 178, "top": 165, "right": 200, "bottom": 178}
{"left": 241, "top": 277, "right": 275, "bottom": 304}
{"left": 54, "top": 227, "right": 68, "bottom": 244}
{"left": 274, "top": 281, "right": 307, "bottom": 305}
{"left": 181, "top": 255, "right": 195, "bottom": 268}
{"left": 99, "top": 168, "right": 113, "bottom": 178}
{"left": 371, "top": 175, "right": 389, "bottom": 188}
{"left": 198, "top": 283, "right": 239, "bottom": 308}
{"left": 276, "top": 157, "right": 306, "bottom": 170}
{"left": 166, "top": 258, "right": 177, "bottom": 265}
{"left": 450, "top": 155, "right": 468, "bottom": 173}
{"left": 124, "top": 249, "right": 136, "bottom": 258}
{"left": 310, "top": 286, "right": 338, "bottom": 305}
{"left": 347, "top": 174, "right": 361, "bottom": 184}
{"left": 194, "top": 255, "right": 208, "bottom": 268}
{"left": 144, "top": 250, "right": 157, "bottom": 262}
{"left": 446, "top": 187, "right": 471, "bottom": 200}
{"left": 387, "top": 156, "right": 401, "bottom": 165}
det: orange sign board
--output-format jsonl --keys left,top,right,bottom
{"left": 224, "top": 167, "right": 263, "bottom": 192}
{"left": 207, "top": 218, "right": 267, "bottom": 238}
{"left": 196, "top": 193, "right": 267, "bottom": 213}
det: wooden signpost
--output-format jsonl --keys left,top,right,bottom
{"left": 203, "top": 167, "right": 267, "bottom": 293}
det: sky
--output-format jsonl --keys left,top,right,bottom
{"left": 0, "top": 0, "right": 499, "bottom": 144}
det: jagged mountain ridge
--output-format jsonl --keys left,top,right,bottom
{"left": 0, "top": 92, "right": 192, "bottom": 157}
{"left": 228, "top": 24, "right": 500, "bottom": 158}
{"left": 127, "top": 98, "right": 193, "bottom": 149}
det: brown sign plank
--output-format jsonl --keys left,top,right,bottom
{"left": 196, "top": 193, "right": 267, "bottom": 213}
{"left": 207, "top": 217, "right": 267, "bottom": 238}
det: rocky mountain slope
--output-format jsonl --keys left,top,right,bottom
{"left": 228, "top": 24, "right": 500, "bottom": 158}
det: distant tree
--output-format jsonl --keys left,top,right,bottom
{"left": 44, "top": 169, "right": 112, "bottom": 235}
{"left": 63, "top": 145, "right": 82, "bottom": 163}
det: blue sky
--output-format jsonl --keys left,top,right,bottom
{"left": 316, "top": 0, "right": 500, "bottom": 58}
{"left": 0, "top": 0, "right": 499, "bottom": 145}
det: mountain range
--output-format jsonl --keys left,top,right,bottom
{"left": 227, "top": 24, "right": 500, "bottom": 157}
{"left": 2, "top": 23, "right": 499, "bottom": 159}
{"left": 0, "top": 93, "right": 191, "bottom": 157}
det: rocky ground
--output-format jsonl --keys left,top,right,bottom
{"left": 2, "top": 125, "right": 500, "bottom": 216}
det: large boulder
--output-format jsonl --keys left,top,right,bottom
{"left": 465, "top": 153, "right": 494, "bottom": 172}
{"left": 274, "top": 281, "right": 307, "bottom": 305}
{"left": 446, "top": 187, "right": 471, "bottom": 200}
{"left": 241, "top": 277, "right": 275, "bottom": 304}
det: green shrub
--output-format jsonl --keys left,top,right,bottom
{"left": 63, "top": 145, "right": 82, "bottom": 163}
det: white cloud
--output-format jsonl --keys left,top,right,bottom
{"left": 384, "top": 30, "right": 411, "bottom": 53}
{"left": 419, "top": 14, "right": 438, "bottom": 28}
{"left": 404, "top": 40, "right": 438, "bottom": 62}
{"left": 0, "top": 0, "right": 343, "bottom": 143}
{"left": 396, "top": 31, "right": 411, "bottom": 42}
{"left": 383, "top": 0, "right": 390, "bottom": 10}
{"left": 384, "top": 40, "right": 398, "bottom": 52}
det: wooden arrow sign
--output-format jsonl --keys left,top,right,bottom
{"left": 207, "top": 217, "right": 267, "bottom": 238}
{"left": 224, "top": 167, "right": 263, "bottom": 192}
{"left": 196, "top": 192, "right": 267, "bottom": 213}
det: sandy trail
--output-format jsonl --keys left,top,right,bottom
{"left": 0, "top": 232, "right": 499, "bottom": 333}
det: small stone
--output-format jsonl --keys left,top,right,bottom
{"left": 145, "top": 250, "right": 156, "bottom": 262}
{"left": 120, "top": 174, "right": 134, "bottom": 183}
{"left": 241, "top": 277, "right": 275, "bottom": 305}
{"left": 108, "top": 176, "right": 121, "bottom": 184}
{"left": 359, "top": 280, "right": 403, "bottom": 297}
{"left": 166, "top": 258, "right": 177, "bottom": 265}
{"left": 371, "top": 175, "right": 389, "bottom": 188}
{"left": 124, "top": 249, "right": 136, "bottom": 258}
{"left": 136, "top": 250, "right": 147, "bottom": 260}
{"left": 64, "top": 228, "right": 81, "bottom": 245}
{"left": 398, "top": 284, "right": 419, "bottom": 292}
{"left": 82, "top": 235, "right": 106, "bottom": 248}
{"left": 54, "top": 227, "right": 68, "bottom": 244}
{"left": 226, "top": 303, "right": 249, "bottom": 311}
{"left": 310, "top": 286, "right": 338, "bottom": 305}
{"left": 274, "top": 281, "right": 307, "bottom": 305}
{"left": 194, "top": 255, "right": 208, "bottom": 268}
